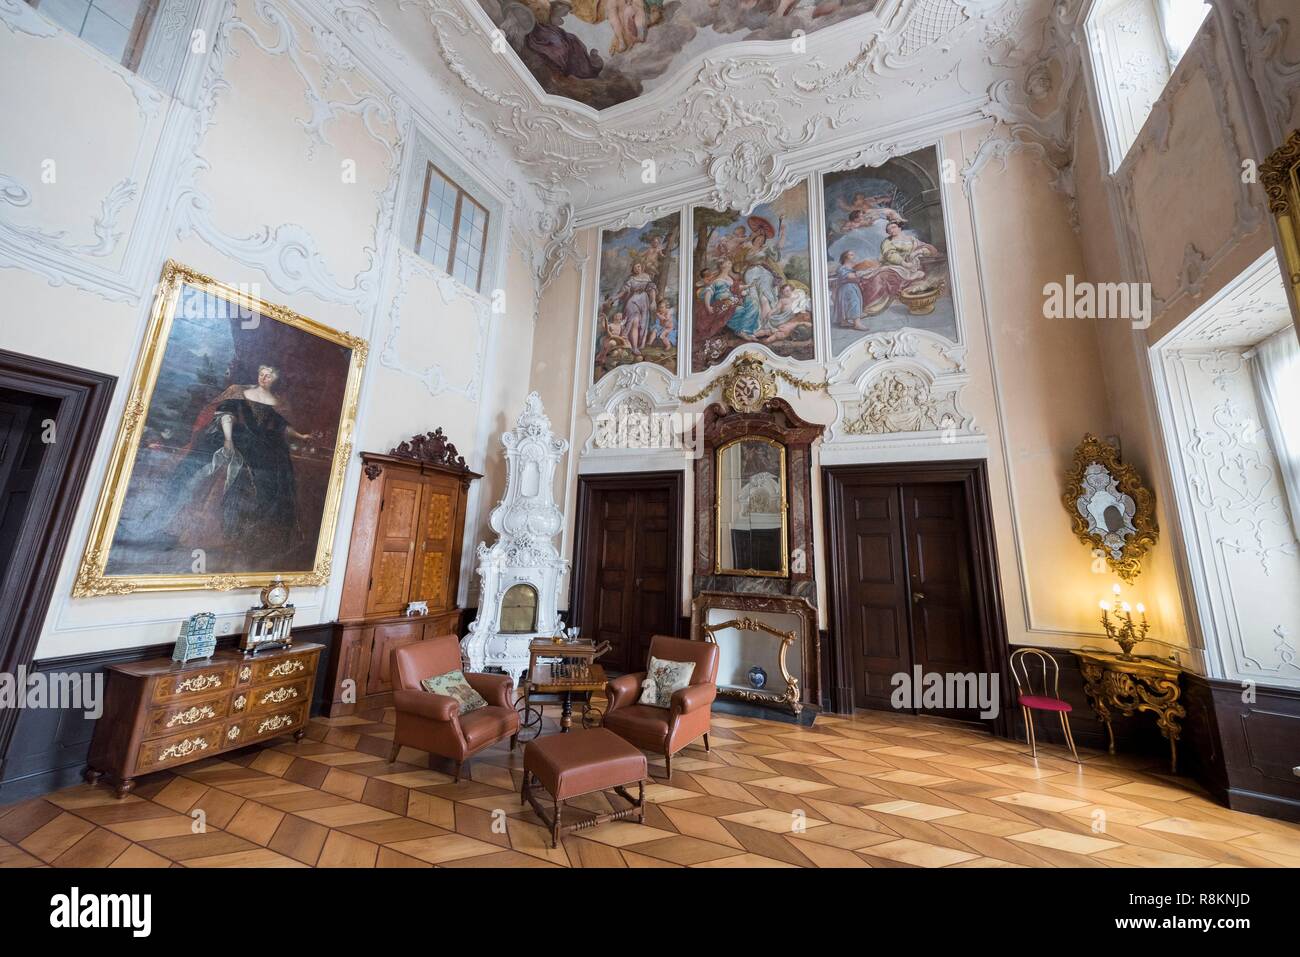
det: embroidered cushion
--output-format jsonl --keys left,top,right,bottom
{"left": 637, "top": 657, "right": 696, "bottom": 709}
{"left": 420, "top": 670, "right": 488, "bottom": 715}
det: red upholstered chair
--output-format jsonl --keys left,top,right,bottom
{"left": 1009, "top": 647, "right": 1080, "bottom": 763}
{"left": 389, "top": 635, "right": 519, "bottom": 782}
{"left": 603, "top": 635, "right": 719, "bottom": 779}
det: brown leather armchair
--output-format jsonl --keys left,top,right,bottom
{"left": 389, "top": 635, "right": 519, "bottom": 782}
{"left": 603, "top": 635, "right": 719, "bottom": 779}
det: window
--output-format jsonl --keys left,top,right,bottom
{"left": 1086, "top": 0, "right": 1212, "bottom": 170}
{"left": 29, "top": 0, "right": 159, "bottom": 70}
{"left": 1154, "top": 0, "right": 1211, "bottom": 68}
{"left": 415, "top": 162, "right": 489, "bottom": 293}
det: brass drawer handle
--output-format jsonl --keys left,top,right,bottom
{"left": 257, "top": 714, "right": 296, "bottom": 734}
{"left": 166, "top": 705, "right": 216, "bottom": 728}
{"left": 176, "top": 674, "right": 223, "bottom": 693}
{"left": 158, "top": 737, "right": 209, "bottom": 760}
{"left": 260, "top": 686, "right": 299, "bottom": 705}
{"left": 266, "top": 659, "right": 305, "bottom": 678}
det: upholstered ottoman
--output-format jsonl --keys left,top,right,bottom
{"left": 521, "top": 728, "right": 648, "bottom": 847}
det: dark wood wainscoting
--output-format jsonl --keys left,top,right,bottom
{"left": 570, "top": 471, "right": 684, "bottom": 674}
{"left": 1182, "top": 674, "right": 1300, "bottom": 823}
{"left": 0, "top": 622, "right": 339, "bottom": 805}
{"left": 823, "top": 461, "right": 1011, "bottom": 734}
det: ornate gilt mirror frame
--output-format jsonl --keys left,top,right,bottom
{"left": 1062, "top": 433, "right": 1157, "bottom": 583}
{"left": 701, "top": 616, "right": 802, "bottom": 716}
{"left": 1261, "top": 128, "right": 1300, "bottom": 321}
{"left": 714, "top": 435, "right": 789, "bottom": 578}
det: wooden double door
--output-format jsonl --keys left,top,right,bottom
{"left": 573, "top": 473, "right": 682, "bottom": 675}
{"left": 826, "top": 465, "right": 1001, "bottom": 722}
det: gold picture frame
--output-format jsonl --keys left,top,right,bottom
{"left": 73, "top": 260, "right": 368, "bottom": 596}
{"left": 714, "top": 435, "right": 789, "bottom": 578}
{"left": 1261, "top": 128, "right": 1300, "bottom": 321}
{"left": 1062, "top": 433, "right": 1158, "bottom": 584}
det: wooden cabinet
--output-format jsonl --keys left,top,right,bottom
{"left": 86, "top": 643, "right": 322, "bottom": 798}
{"left": 327, "top": 433, "right": 480, "bottom": 716}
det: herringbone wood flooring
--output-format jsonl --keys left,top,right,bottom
{"left": 4, "top": 703, "right": 1299, "bottom": 868}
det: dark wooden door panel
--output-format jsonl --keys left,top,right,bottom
{"left": 839, "top": 484, "right": 911, "bottom": 710}
{"left": 830, "top": 475, "right": 986, "bottom": 718}
{"left": 574, "top": 475, "right": 681, "bottom": 676}
{"left": 903, "top": 483, "right": 982, "bottom": 718}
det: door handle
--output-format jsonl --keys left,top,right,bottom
{"left": 912, "top": 591, "right": 926, "bottom": 604}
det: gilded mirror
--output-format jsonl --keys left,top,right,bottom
{"left": 1062, "top": 434, "right": 1157, "bottom": 583}
{"left": 715, "top": 437, "right": 788, "bottom": 577}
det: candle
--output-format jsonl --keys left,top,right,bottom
{"left": 1121, "top": 602, "right": 1132, "bottom": 613}
{"left": 1112, "top": 583, "right": 1122, "bottom": 596}
{"left": 1099, "top": 600, "right": 1111, "bottom": 611}
{"left": 1136, "top": 603, "right": 1145, "bottom": 614}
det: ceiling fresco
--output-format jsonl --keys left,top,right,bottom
{"left": 476, "top": 0, "right": 883, "bottom": 110}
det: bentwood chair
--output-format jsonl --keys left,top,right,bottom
{"left": 1008, "top": 647, "right": 1081, "bottom": 764}
{"left": 389, "top": 636, "right": 519, "bottom": 782}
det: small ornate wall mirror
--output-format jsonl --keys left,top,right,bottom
{"left": 715, "top": 437, "right": 789, "bottom": 577}
{"left": 1063, "top": 434, "right": 1157, "bottom": 582}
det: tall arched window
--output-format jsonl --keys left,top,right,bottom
{"left": 1086, "top": 0, "right": 1212, "bottom": 170}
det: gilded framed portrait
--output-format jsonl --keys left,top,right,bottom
{"left": 1261, "top": 128, "right": 1300, "bottom": 320}
{"left": 73, "top": 261, "right": 368, "bottom": 596}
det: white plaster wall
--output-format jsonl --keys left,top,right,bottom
{"left": 1154, "top": 346, "right": 1300, "bottom": 688}
{"left": 0, "top": 0, "right": 541, "bottom": 658}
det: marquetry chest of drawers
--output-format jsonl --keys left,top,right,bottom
{"left": 86, "top": 643, "right": 322, "bottom": 798}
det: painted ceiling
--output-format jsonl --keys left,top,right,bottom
{"left": 476, "top": 0, "right": 883, "bottom": 109}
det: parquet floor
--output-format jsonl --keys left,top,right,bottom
{"left": 3, "top": 703, "right": 1299, "bottom": 868}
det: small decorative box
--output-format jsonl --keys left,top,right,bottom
{"left": 173, "top": 612, "right": 217, "bottom": 664}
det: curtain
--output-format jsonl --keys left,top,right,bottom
{"left": 1252, "top": 325, "right": 1300, "bottom": 538}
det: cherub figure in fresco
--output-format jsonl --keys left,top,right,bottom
{"left": 754, "top": 282, "right": 812, "bottom": 343}
{"left": 711, "top": 225, "right": 749, "bottom": 267}
{"left": 834, "top": 191, "right": 904, "bottom": 236}
{"left": 595, "top": 310, "right": 634, "bottom": 371}
{"left": 648, "top": 298, "right": 677, "bottom": 349}
{"left": 607, "top": 0, "right": 648, "bottom": 54}
{"left": 634, "top": 233, "right": 667, "bottom": 277}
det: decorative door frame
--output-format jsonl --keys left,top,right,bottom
{"left": 0, "top": 350, "right": 115, "bottom": 774}
{"left": 569, "top": 470, "right": 686, "bottom": 669}
{"left": 821, "top": 459, "right": 1011, "bottom": 734}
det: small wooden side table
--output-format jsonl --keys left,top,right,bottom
{"left": 528, "top": 663, "right": 607, "bottom": 733}
{"left": 1073, "top": 650, "right": 1184, "bottom": 773}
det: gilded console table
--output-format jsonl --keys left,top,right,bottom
{"left": 1074, "top": 650, "right": 1184, "bottom": 773}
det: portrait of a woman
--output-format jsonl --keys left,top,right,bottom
{"left": 161, "top": 363, "right": 321, "bottom": 556}
{"left": 88, "top": 266, "right": 363, "bottom": 587}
